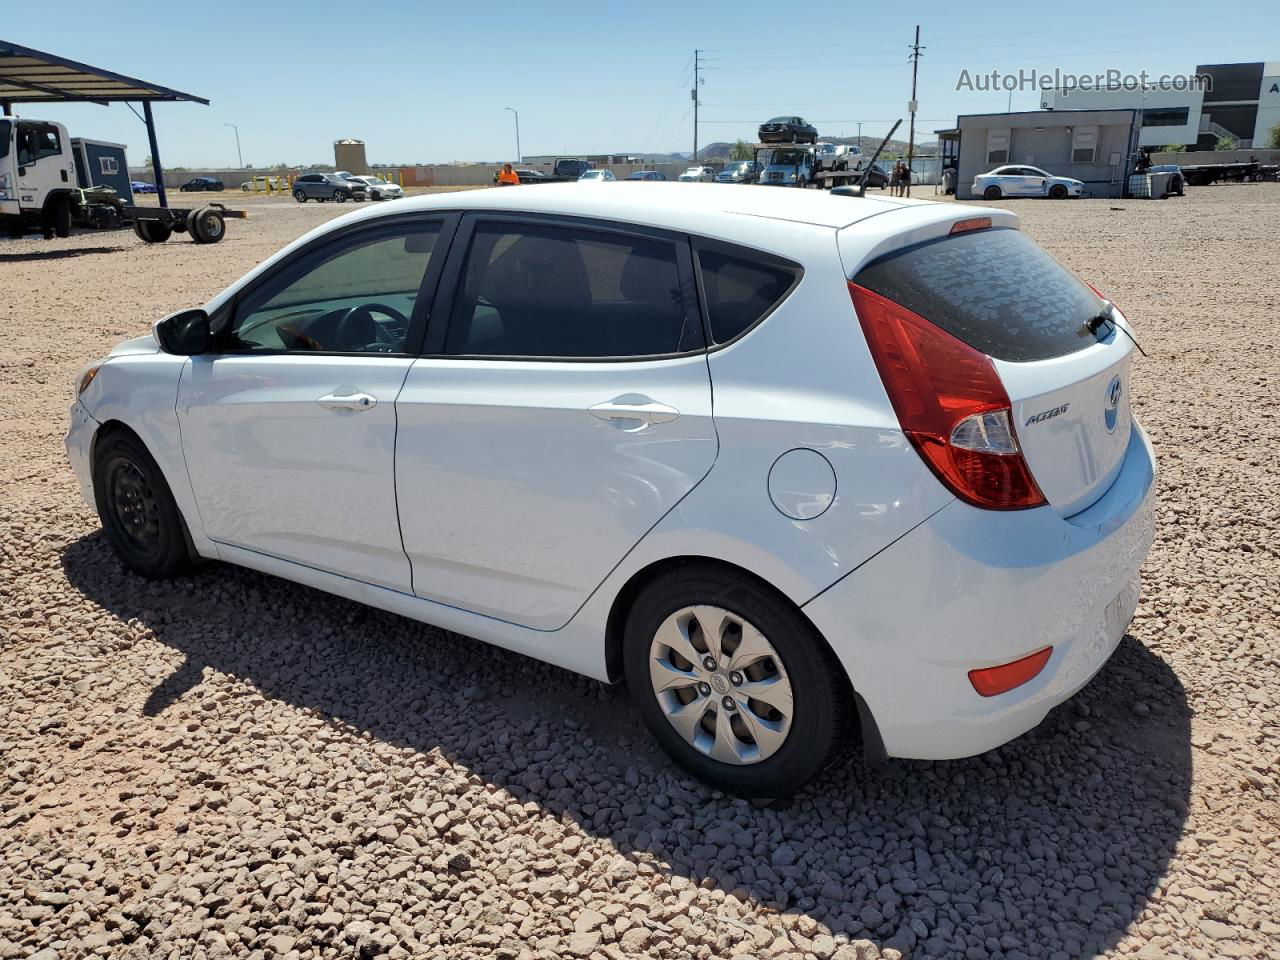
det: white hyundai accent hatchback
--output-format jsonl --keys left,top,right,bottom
{"left": 66, "top": 183, "right": 1155, "bottom": 796}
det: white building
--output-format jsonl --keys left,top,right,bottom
{"left": 1042, "top": 61, "right": 1280, "bottom": 149}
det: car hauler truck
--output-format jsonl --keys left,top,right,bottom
{"left": 0, "top": 115, "right": 243, "bottom": 243}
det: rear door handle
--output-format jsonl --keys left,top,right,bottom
{"left": 589, "top": 395, "right": 680, "bottom": 426}
{"left": 317, "top": 392, "right": 377, "bottom": 411}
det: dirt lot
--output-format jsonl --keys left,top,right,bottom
{"left": 1, "top": 184, "right": 1278, "bottom": 960}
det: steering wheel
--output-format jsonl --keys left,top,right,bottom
{"left": 335, "top": 302, "right": 410, "bottom": 352}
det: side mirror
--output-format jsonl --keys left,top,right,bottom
{"left": 154, "top": 308, "right": 212, "bottom": 356}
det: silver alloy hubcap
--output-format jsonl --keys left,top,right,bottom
{"left": 648, "top": 605, "right": 794, "bottom": 765}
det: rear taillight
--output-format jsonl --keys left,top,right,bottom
{"left": 849, "top": 282, "right": 1046, "bottom": 510}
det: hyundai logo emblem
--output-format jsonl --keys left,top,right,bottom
{"left": 1104, "top": 375, "right": 1122, "bottom": 432}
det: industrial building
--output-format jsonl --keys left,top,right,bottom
{"left": 1041, "top": 61, "right": 1280, "bottom": 149}
{"left": 951, "top": 109, "right": 1140, "bottom": 200}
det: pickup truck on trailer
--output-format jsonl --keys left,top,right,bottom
{"left": 0, "top": 115, "right": 242, "bottom": 243}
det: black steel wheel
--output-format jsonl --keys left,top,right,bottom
{"left": 133, "top": 220, "right": 173, "bottom": 244}
{"left": 93, "top": 430, "right": 191, "bottom": 579}
{"left": 187, "top": 206, "right": 225, "bottom": 244}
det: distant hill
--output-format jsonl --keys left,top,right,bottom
{"left": 696, "top": 135, "right": 940, "bottom": 161}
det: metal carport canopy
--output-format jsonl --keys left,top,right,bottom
{"left": 0, "top": 38, "right": 209, "bottom": 206}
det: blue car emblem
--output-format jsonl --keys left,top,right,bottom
{"left": 1104, "top": 375, "right": 1122, "bottom": 432}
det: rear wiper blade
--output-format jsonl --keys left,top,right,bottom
{"left": 1086, "top": 301, "right": 1148, "bottom": 357}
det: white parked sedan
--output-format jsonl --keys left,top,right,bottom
{"left": 973, "top": 165, "right": 1085, "bottom": 200}
{"left": 354, "top": 175, "right": 404, "bottom": 200}
{"left": 578, "top": 169, "right": 616, "bottom": 182}
{"left": 66, "top": 185, "right": 1154, "bottom": 796}
{"left": 678, "top": 166, "right": 716, "bottom": 182}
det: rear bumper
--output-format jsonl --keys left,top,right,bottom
{"left": 804, "top": 422, "right": 1156, "bottom": 760}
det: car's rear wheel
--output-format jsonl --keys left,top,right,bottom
{"left": 93, "top": 430, "right": 190, "bottom": 579}
{"left": 1048, "top": 184, "right": 1068, "bottom": 199}
{"left": 623, "top": 565, "right": 849, "bottom": 797}
{"left": 983, "top": 185, "right": 1002, "bottom": 200}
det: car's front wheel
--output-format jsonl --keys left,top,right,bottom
{"left": 294, "top": 189, "right": 307, "bottom": 203}
{"left": 1048, "top": 184, "right": 1068, "bottom": 199}
{"left": 93, "top": 430, "right": 191, "bottom": 579}
{"left": 623, "top": 565, "right": 848, "bottom": 797}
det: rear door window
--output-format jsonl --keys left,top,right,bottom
{"left": 444, "top": 220, "right": 700, "bottom": 358}
{"left": 852, "top": 227, "right": 1104, "bottom": 362}
{"left": 695, "top": 243, "right": 802, "bottom": 344}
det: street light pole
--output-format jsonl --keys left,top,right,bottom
{"left": 224, "top": 123, "right": 243, "bottom": 168}
{"left": 505, "top": 107, "right": 521, "bottom": 162}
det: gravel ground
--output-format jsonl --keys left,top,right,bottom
{"left": 1, "top": 185, "right": 1277, "bottom": 960}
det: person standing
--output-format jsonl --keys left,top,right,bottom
{"left": 497, "top": 163, "right": 521, "bottom": 186}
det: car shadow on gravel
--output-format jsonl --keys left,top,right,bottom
{"left": 0, "top": 246, "right": 121, "bottom": 262}
{"left": 63, "top": 533, "right": 1191, "bottom": 960}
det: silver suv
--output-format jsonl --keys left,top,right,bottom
{"left": 292, "top": 173, "right": 366, "bottom": 203}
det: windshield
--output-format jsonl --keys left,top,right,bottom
{"left": 770, "top": 149, "right": 807, "bottom": 165}
{"left": 366, "top": 177, "right": 386, "bottom": 185}
{"left": 0, "top": 120, "right": 9, "bottom": 160}
{"left": 817, "top": 144, "right": 836, "bottom": 154}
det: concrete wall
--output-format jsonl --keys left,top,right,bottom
{"left": 956, "top": 110, "right": 1139, "bottom": 199}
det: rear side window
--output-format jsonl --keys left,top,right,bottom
{"left": 445, "top": 222, "right": 698, "bottom": 358}
{"left": 853, "top": 227, "right": 1104, "bottom": 362}
{"left": 696, "top": 245, "right": 801, "bottom": 343}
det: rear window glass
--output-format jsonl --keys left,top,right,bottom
{"left": 853, "top": 228, "right": 1103, "bottom": 362}
{"left": 698, "top": 247, "right": 800, "bottom": 343}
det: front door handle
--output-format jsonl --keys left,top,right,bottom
{"left": 317, "top": 391, "right": 377, "bottom": 411}
{"left": 589, "top": 395, "right": 680, "bottom": 426}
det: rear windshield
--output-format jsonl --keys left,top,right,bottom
{"left": 853, "top": 227, "right": 1105, "bottom": 362}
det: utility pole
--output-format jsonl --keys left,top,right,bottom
{"left": 906, "top": 25, "right": 924, "bottom": 198}
{"left": 505, "top": 107, "right": 521, "bottom": 162}
{"left": 692, "top": 49, "right": 702, "bottom": 161}
{"left": 857, "top": 121, "right": 862, "bottom": 149}
{"left": 224, "top": 123, "right": 242, "bottom": 168}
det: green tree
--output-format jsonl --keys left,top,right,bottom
{"left": 1162, "top": 143, "right": 1186, "bottom": 153}
{"left": 1267, "top": 123, "right": 1280, "bottom": 149}
{"left": 730, "top": 139, "right": 753, "bottom": 161}
{"left": 1215, "top": 134, "right": 1238, "bottom": 151}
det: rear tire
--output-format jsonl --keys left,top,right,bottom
{"left": 133, "top": 220, "right": 173, "bottom": 244}
{"left": 187, "top": 206, "right": 225, "bottom": 244}
{"left": 93, "top": 430, "right": 191, "bottom": 580}
{"left": 983, "top": 185, "right": 1002, "bottom": 200}
{"left": 622, "top": 564, "right": 849, "bottom": 797}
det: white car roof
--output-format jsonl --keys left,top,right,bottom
{"left": 206, "top": 184, "right": 946, "bottom": 313}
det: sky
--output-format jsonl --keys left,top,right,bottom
{"left": 6, "top": 1, "right": 1276, "bottom": 169}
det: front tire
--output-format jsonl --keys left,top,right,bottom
{"left": 1048, "top": 184, "right": 1068, "bottom": 199}
{"left": 333, "top": 190, "right": 346, "bottom": 203}
{"left": 294, "top": 189, "right": 307, "bottom": 203}
{"left": 48, "top": 194, "right": 72, "bottom": 238}
{"left": 983, "top": 185, "right": 1002, "bottom": 200}
{"left": 93, "top": 430, "right": 190, "bottom": 579}
{"left": 622, "top": 565, "right": 848, "bottom": 797}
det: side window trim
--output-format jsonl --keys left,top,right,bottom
{"left": 690, "top": 236, "right": 804, "bottom": 350}
{"left": 423, "top": 211, "right": 706, "bottom": 362}
{"left": 216, "top": 211, "right": 460, "bottom": 357}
